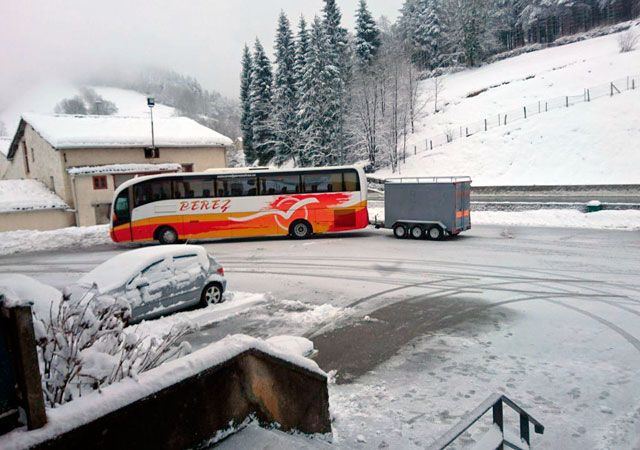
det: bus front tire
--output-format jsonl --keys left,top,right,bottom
{"left": 290, "top": 220, "right": 312, "bottom": 239}
{"left": 156, "top": 226, "right": 179, "bottom": 245}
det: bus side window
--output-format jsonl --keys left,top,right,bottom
{"left": 302, "top": 172, "right": 343, "bottom": 193}
{"left": 343, "top": 170, "right": 359, "bottom": 192}
{"left": 219, "top": 177, "right": 256, "bottom": 197}
{"left": 259, "top": 174, "right": 300, "bottom": 196}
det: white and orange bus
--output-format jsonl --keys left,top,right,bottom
{"left": 110, "top": 166, "right": 369, "bottom": 244}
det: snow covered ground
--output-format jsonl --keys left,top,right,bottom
{"left": 375, "top": 22, "right": 640, "bottom": 186}
{"left": 2, "top": 207, "right": 638, "bottom": 257}
{"left": 2, "top": 226, "right": 639, "bottom": 449}
{"left": 368, "top": 206, "right": 640, "bottom": 231}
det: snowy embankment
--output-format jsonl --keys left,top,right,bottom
{"left": 375, "top": 22, "right": 640, "bottom": 186}
{"left": 368, "top": 206, "right": 640, "bottom": 231}
{"left": 0, "top": 225, "right": 111, "bottom": 256}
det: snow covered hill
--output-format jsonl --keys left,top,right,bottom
{"left": 376, "top": 22, "right": 640, "bottom": 186}
{"left": 0, "top": 82, "right": 175, "bottom": 143}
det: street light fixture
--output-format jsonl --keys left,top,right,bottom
{"left": 147, "top": 97, "right": 156, "bottom": 154}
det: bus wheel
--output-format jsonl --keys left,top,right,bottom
{"left": 427, "top": 226, "right": 444, "bottom": 241}
{"left": 290, "top": 220, "right": 312, "bottom": 239}
{"left": 393, "top": 224, "right": 407, "bottom": 239}
{"left": 156, "top": 226, "right": 179, "bottom": 245}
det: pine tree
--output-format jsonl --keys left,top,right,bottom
{"left": 294, "top": 16, "right": 310, "bottom": 90}
{"left": 321, "top": 0, "right": 350, "bottom": 164}
{"left": 272, "top": 12, "right": 298, "bottom": 166}
{"left": 294, "top": 16, "right": 311, "bottom": 165}
{"left": 411, "top": 0, "right": 448, "bottom": 70}
{"left": 240, "top": 44, "right": 255, "bottom": 164}
{"left": 298, "top": 16, "right": 349, "bottom": 167}
{"left": 354, "top": 0, "right": 381, "bottom": 67}
{"left": 250, "top": 38, "right": 274, "bottom": 165}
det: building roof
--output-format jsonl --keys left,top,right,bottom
{"left": 0, "top": 179, "right": 68, "bottom": 213}
{"left": 67, "top": 162, "right": 183, "bottom": 176}
{"left": 0, "top": 137, "right": 11, "bottom": 157}
{"left": 7, "top": 113, "right": 233, "bottom": 158}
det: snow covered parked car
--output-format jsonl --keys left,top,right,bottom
{"left": 71, "top": 245, "right": 227, "bottom": 323}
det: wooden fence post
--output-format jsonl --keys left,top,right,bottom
{"left": 545, "top": 102, "right": 548, "bottom": 112}
{"left": 565, "top": 96, "right": 569, "bottom": 107}
{"left": 587, "top": 89, "right": 590, "bottom": 102}
{"left": 2, "top": 304, "right": 47, "bottom": 431}
{"left": 504, "top": 114, "right": 508, "bottom": 125}
{"left": 484, "top": 119, "right": 487, "bottom": 131}
{"left": 430, "top": 140, "right": 433, "bottom": 150}
{"left": 524, "top": 106, "right": 527, "bottom": 119}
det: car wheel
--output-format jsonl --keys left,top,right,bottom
{"left": 427, "top": 225, "right": 444, "bottom": 241}
{"left": 393, "top": 224, "right": 407, "bottom": 239}
{"left": 156, "top": 226, "right": 178, "bottom": 245}
{"left": 410, "top": 225, "right": 424, "bottom": 239}
{"left": 200, "top": 282, "right": 223, "bottom": 307}
{"left": 290, "top": 220, "right": 312, "bottom": 239}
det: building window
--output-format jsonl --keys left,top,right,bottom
{"left": 93, "top": 175, "right": 108, "bottom": 190}
{"left": 182, "top": 164, "right": 194, "bottom": 172}
{"left": 22, "top": 142, "right": 30, "bottom": 174}
{"left": 144, "top": 147, "right": 160, "bottom": 159}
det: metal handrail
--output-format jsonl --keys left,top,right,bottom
{"left": 427, "top": 393, "right": 544, "bottom": 450}
{"left": 384, "top": 176, "right": 472, "bottom": 184}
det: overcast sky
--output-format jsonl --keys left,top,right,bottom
{"left": 0, "top": 0, "right": 402, "bottom": 107}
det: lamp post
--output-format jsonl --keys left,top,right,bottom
{"left": 147, "top": 97, "right": 155, "bottom": 150}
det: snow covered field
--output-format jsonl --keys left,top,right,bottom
{"left": 2, "top": 226, "right": 639, "bottom": 448}
{"left": 375, "top": 22, "right": 640, "bottom": 185}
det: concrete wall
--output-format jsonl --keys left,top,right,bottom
{"left": 0, "top": 210, "right": 75, "bottom": 232}
{"left": 71, "top": 175, "right": 116, "bottom": 226}
{"left": 30, "top": 349, "right": 331, "bottom": 450}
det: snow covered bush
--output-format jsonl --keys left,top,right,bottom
{"left": 617, "top": 29, "right": 639, "bottom": 53}
{"left": 34, "top": 286, "right": 193, "bottom": 407}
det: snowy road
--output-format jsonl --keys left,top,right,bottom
{"left": 1, "top": 225, "right": 639, "bottom": 448}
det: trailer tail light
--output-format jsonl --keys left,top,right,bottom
{"left": 216, "top": 266, "right": 225, "bottom": 276}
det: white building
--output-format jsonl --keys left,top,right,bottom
{"left": 1, "top": 113, "right": 232, "bottom": 229}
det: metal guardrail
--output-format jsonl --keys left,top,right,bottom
{"left": 428, "top": 393, "right": 544, "bottom": 450}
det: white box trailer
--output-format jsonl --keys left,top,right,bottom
{"left": 374, "top": 176, "right": 471, "bottom": 240}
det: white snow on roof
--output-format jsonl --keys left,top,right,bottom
{"left": 67, "top": 162, "right": 182, "bottom": 175}
{"left": 0, "top": 179, "right": 68, "bottom": 213}
{"left": 0, "top": 137, "right": 11, "bottom": 156}
{"left": 22, "top": 112, "right": 233, "bottom": 149}
{"left": 77, "top": 244, "right": 210, "bottom": 293}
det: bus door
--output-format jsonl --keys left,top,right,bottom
{"left": 112, "top": 187, "right": 133, "bottom": 241}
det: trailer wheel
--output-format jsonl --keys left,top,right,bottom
{"left": 393, "top": 224, "right": 407, "bottom": 239}
{"left": 410, "top": 225, "right": 424, "bottom": 239}
{"left": 426, "top": 225, "right": 444, "bottom": 241}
